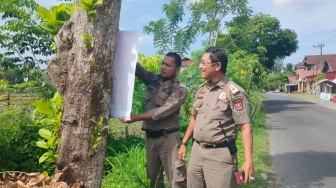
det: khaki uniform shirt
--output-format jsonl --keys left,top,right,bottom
{"left": 191, "top": 76, "right": 251, "bottom": 144}
{"left": 136, "top": 64, "right": 187, "bottom": 131}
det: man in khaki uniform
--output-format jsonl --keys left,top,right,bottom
{"left": 178, "top": 47, "right": 254, "bottom": 187}
{"left": 120, "top": 52, "right": 187, "bottom": 188}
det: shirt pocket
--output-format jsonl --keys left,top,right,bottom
{"left": 145, "top": 91, "right": 155, "bottom": 101}
{"left": 155, "top": 92, "right": 169, "bottom": 106}
{"left": 211, "top": 101, "right": 228, "bottom": 120}
{"left": 193, "top": 99, "right": 203, "bottom": 113}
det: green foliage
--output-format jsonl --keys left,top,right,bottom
{"left": 218, "top": 13, "right": 298, "bottom": 69}
{"left": 188, "top": 0, "right": 251, "bottom": 46}
{"left": 37, "top": 3, "right": 75, "bottom": 37}
{"left": 314, "top": 73, "right": 326, "bottom": 81}
{"left": 0, "top": 105, "right": 53, "bottom": 173}
{"left": 90, "top": 117, "right": 104, "bottom": 151}
{"left": 178, "top": 64, "right": 203, "bottom": 117}
{"left": 144, "top": 0, "right": 199, "bottom": 56}
{"left": 0, "top": 0, "right": 53, "bottom": 71}
{"left": 227, "top": 50, "right": 267, "bottom": 92}
{"left": 82, "top": 33, "right": 95, "bottom": 48}
{"left": 79, "top": 0, "right": 103, "bottom": 21}
{"left": 33, "top": 92, "right": 63, "bottom": 165}
{"left": 283, "top": 62, "right": 295, "bottom": 75}
{"left": 262, "top": 72, "right": 290, "bottom": 91}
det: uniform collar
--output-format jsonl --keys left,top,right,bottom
{"left": 160, "top": 76, "right": 179, "bottom": 85}
{"left": 205, "top": 75, "right": 230, "bottom": 89}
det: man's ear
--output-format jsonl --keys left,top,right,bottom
{"left": 216, "top": 62, "right": 222, "bottom": 71}
{"left": 176, "top": 67, "right": 181, "bottom": 74}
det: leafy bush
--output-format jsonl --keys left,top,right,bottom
{"left": 178, "top": 64, "right": 203, "bottom": 118}
{"left": 0, "top": 106, "right": 53, "bottom": 173}
{"left": 33, "top": 92, "right": 63, "bottom": 165}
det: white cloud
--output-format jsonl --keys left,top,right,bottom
{"left": 141, "top": 34, "right": 154, "bottom": 44}
{"left": 273, "top": 0, "right": 319, "bottom": 11}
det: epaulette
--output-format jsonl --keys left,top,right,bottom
{"left": 228, "top": 83, "right": 240, "bottom": 95}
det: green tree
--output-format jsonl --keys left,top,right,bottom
{"left": 263, "top": 72, "right": 289, "bottom": 91}
{"left": 283, "top": 62, "right": 295, "bottom": 75}
{"left": 144, "top": 0, "right": 201, "bottom": 56}
{"left": 218, "top": 13, "right": 298, "bottom": 69}
{"left": 188, "top": 0, "right": 251, "bottom": 46}
{"left": 271, "top": 60, "right": 284, "bottom": 73}
{"left": 0, "top": 0, "right": 53, "bottom": 71}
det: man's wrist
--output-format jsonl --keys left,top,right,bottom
{"left": 180, "top": 141, "right": 187, "bottom": 147}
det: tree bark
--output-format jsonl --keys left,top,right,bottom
{"left": 46, "top": 0, "right": 121, "bottom": 187}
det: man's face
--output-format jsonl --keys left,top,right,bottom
{"left": 160, "top": 56, "right": 180, "bottom": 78}
{"left": 199, "top": 53, "right": 217, "bottom": 80}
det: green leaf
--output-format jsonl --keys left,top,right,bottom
{"left": 39, "top": 152, "right": 52, "bottom": 164}
{"left": 70, "top": 3, "right": 77, "bottom": 15}
{"left": 36, "top": 140, "right": 48, "bottom": 149}
{"left": 32, "top": 101, "right": 53, "bottom": 116}
{"left": 37, "top": 6, "right": 56, "bottom": 25}
{"left": 94, "top": 0, "right": 103, "bottom": 7}
{"left": 47, "top": 136, "right": 56, "bottom": 146}
{"left": 39, "top": 128, "right": 52, "bottom": 139}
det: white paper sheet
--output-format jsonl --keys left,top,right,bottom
{"left": 109, "top": 31, "right": 142, "bottom": 120}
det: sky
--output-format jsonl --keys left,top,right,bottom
{"left": 21, "top": 0, "right": 336, "bottom": 65}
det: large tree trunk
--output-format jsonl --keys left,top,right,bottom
{"left": 46, "top": 0, "right": 121, "bottom": 187}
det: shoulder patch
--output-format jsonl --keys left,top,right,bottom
{"left": 234, "top": 101, "right": 244, "bottom": 111}
{"left": 172, "top": 89, "right": 182, "bottom": 99}
{"left": 228, "top": 84, "right": 240, "bottom": 95}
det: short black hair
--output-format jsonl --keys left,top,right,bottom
{"left": 205, "top": 47, "right": 228, "bottom": 73}
{"left": 166, "top": 52, "right": 182, "bottom": 67}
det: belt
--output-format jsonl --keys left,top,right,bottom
{"left": 195, "top": 140, "right": 228, "bottom": 148}
{"left": 146, "top": 128, "right": 179, "bottom": 139}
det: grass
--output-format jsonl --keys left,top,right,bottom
{"left": 235, "top": 111, "right": 275, "bottom": 188}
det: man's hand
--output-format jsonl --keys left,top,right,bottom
{"left": 178, "top": 145, "right": 187, "bottom": 162}
{"left": 118, "top": 114, "right": 136, "bottom": 124}
{"left": 241, "top": 160, "right": 255, "bottom": 184}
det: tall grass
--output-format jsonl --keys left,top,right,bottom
{"left": 102, "top": 144, "right": 150, "bottom": 188}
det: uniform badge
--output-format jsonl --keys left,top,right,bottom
{"left": 219, "top": 92, "right": 227, "bottom": 101}
{"left": 172, "top": 89, "right": 182, "bottom": 99}
{"left": 234, "top": 101, "right": 244, "bottom": 111}
{"left": 197, "top": 100, "right": 203, "bottom": 107}
{"left": 232, "top": 96, "right": 242, "bottom": 102}
{"left": 228, "top": 84, "right": 240, "bottom": 95}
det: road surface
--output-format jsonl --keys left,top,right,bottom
{"left": 264, "top": 93, "right": 336, "bottom": 188}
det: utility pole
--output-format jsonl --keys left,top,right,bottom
{"left": 313, "top": 44, "right": 324, "bottom": 74}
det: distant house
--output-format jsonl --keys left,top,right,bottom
{"left": 287, "top": 54, "right": 336, "bottom": 94}
{"left": 285, "top": 75, "right": 298, "bottom": 93}
{"left": 181, "top": 57, "right": 194, "bottom": 70}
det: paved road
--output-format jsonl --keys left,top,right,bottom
{"left": 264, "top": 93, "right": 336, "bottom": 188}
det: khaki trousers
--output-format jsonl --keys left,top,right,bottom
{"left": 146, "top": 132, "right": 187, "bottom": 188}
{"left": 187, "top": 141, "right": 238, "bottom": 188}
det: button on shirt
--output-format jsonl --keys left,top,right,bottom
{"left": 191, "top": 76, "right": 251, "bottom": 144}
